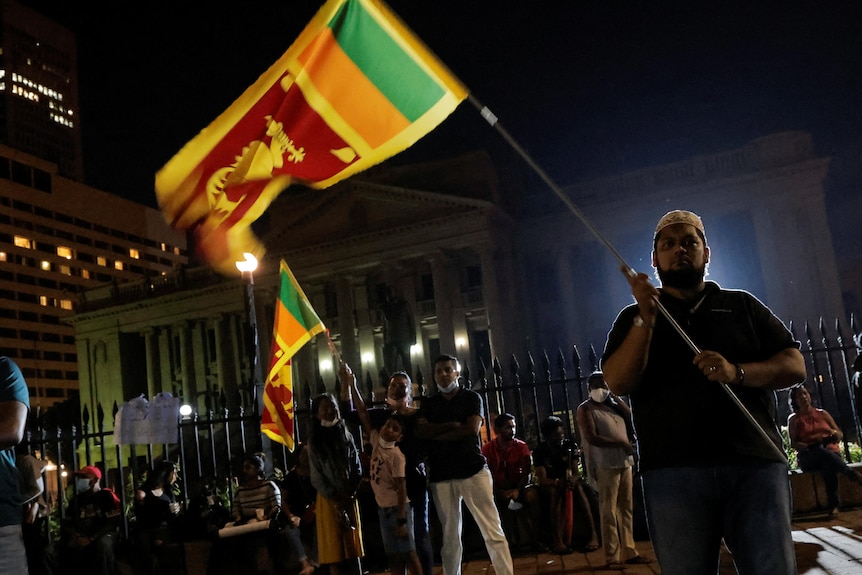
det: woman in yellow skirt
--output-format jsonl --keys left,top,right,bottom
{"left": 308, "top": 392, "right": 364, "bottom": 574}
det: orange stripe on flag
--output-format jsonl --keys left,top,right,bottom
{"left": 298, "top": 27, "right": 410, "bottom": 149}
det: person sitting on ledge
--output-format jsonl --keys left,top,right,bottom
{"left": 788, "top": 384, "right": 862, "bottom": 519}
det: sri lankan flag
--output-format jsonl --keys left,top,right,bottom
{"left": 262, "top": 260, "right": 326, "bottom": 449}
{"left": 155, "top": 0, "right": 468, "bottom": 275}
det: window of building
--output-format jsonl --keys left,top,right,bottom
{"left": 18, "top": 311, "right": 37, "bottom": 323}
{"left": 14, "top": 235, "right": 32, "bottom": 249}
{"left": 114, "top": 260, "right": 124, "bottom": 271}
{"left": 466, "top": 265, "right": 482, "bottom": 288}
{"left": 39, "top": 295, "right": 50, "bottom": 306}
{"left": 129, "top": 248, "right": 140, "bottom": 259}
{"left": 0, "top": 252, "right": 6, "bottom": 261}
{"left": 60, "top": 299, "right": 73, "bottom": 310}
{"left": 59, "top": 264, "right": 71, "bottom": 276}
{"left": 40, "top": 260, "right": 51, "bottom": 271}
{"left": 56, "top": 246, "right": 73, "bottom": 259}
{"left": 11, "top": 161, "right": 32, "bottom": 186}
{"left": 80, "top": 269, "right": 90, "bottom": 279}
{"left": 33, "top": 169, "right": 51, "bottom": 193}
{"left": 96, "top": 256, "right": 107, "bottom": 266}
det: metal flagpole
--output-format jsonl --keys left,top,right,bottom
{"left": 466, "top": 93, "right": 786, "bottom": 462}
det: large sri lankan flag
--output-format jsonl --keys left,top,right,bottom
{"left": 262, "top": 260, "right": 326, "bottom": 449}
{"left": 155, "top": 0, "right": 468, "bottom": 275}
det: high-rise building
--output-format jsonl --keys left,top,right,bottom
{"left": 0, "top": 144, "right": 187, "bottom": 409}
{"left": 0, "top": 0, "right": 82, "bottom": 181}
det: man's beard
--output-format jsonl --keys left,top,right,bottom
{"left": 657, "top": 264, "right": 706, "bottom": 290}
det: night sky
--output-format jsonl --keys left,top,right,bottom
{"left": 18, "top": 1, "right": 862, "bottom": 210}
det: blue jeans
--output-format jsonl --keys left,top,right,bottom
{"left": 641, "top": 462, "right": 796, "bottom": 575}
{"left": 412, "top": 493, "right": 434, "bottom": 575}
{"left": 797, "top": 444, "right": 852, "bottom": 509}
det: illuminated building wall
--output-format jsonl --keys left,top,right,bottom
{"left": 0, "top": 145, "right": 187, "bottom": 408}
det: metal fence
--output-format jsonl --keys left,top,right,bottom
{"left": 22, "top": 315, "right": 862, "bottom": 542}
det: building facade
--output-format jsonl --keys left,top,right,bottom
{"left": 0, "top": 145, "right": 187, "bottom": 408}
{"left": 519, "top": 131, "right": 845, "bottom": 356}
{"left": 0, "top": 0, "right": 82, "bottom": 180}
{"left": 66, "top": 132, "right": 847, "bottom": 416}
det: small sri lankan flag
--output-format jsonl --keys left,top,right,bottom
{"left": 155, "top": 0, "right": 468, "bottom": 275}
{"left": 261, "top": 260, "right": 326, "bottom": 450}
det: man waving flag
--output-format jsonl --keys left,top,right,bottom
{"left": 155, "top": 0, "right": 468, "bottom": 274}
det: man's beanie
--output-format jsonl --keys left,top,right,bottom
{"left": 654, "top": 210, "right": 705, "bottom": 239}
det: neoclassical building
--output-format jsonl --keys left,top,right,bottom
{"left": 68, "top": 131, "right": 846, "bottom": 414}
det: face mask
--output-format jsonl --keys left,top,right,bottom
{"left": 590, "top": 388, "right": 610, "bottom": 403}
{"left": 75, "top": 478, "right": 92, "bottom": 493}
{"left": 320, "top": 417, "right": 340, "bottom": 428}
{"left": 378, "top": 436, "right": 396, "bottom": 449}
{"left": 436, "top": 381, "right": 458, "bottom": 394}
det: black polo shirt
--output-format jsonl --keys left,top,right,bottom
{"left": 602, "top": 282, "right": 799, "bottom": 471}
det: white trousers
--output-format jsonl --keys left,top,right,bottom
{"left": 595, "top": 466, "right": 638, "bottom": 563}
{"left": 429, "top": 466, "right": 513, "bottom": 575}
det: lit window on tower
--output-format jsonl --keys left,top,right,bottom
{"left": 14, "top": 236, "right": 33, "bottom": 249}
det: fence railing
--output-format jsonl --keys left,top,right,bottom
{"left": 22, "top": 315, "right": 861, "bottom": 542}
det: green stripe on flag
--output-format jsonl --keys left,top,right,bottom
{"left": 328, "top": 1, "right": 445, "bottom": 122}
{"left": 279, "top": 269, "right": 314, "bottom": 330}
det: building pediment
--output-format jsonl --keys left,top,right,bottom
{"left": 260, "top": 179, "right": 497, "bottom": 252}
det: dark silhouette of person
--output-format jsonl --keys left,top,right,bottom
{"left": 381, "top": 287, "right": 415, "bottom": 376}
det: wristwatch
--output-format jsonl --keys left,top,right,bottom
{"left": 735, "top": 364, "right": 745, "bottom": 386}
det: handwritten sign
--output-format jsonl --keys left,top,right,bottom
{"left": 113, "top": 393, "right": 180, "bottom": 445}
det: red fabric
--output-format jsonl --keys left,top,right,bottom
{"left": 481, "top": 438, "right": 532, "bottom": 490}
{"left": 796, "top": 409, "right": 839, "bottom": 453}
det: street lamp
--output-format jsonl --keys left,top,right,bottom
{"left": 236, "top": 253, "right": 265, "bottom": 427}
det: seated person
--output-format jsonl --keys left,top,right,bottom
{"left": 788, "top": 384, "right": 862, "bottom": 519}
{"left": 481, "top": 413, "right": 538, "bottom": 552}
{"left": 134, "top": 461, "right": 183, "bottom": 575}
{"left": 212, "top": 453, "right": 315, "bottom": 575}
{"left": 532, "top": 416, "right": 600, "bottom": 554}
{"left": 56, "top": 465, "right": 122, "bottom": 575}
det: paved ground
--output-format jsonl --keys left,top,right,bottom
{"left": 365, "top": 507, "right": 862, "bottom": 575}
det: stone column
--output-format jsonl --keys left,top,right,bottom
{"left": 335, "top": 275, "right": 359, "bottom": 369}
{"left": 429, "top": 252, "right": 456, "bottom": 354}
{"left": 477, "top": 244, "right": 502, "bottom": 358}
{"left": 174, "top": 322, "right": 194, "bottom": 407}
{"left": 142, "top": 328, "right": 158, "bottom": 399}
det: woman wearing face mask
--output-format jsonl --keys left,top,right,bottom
{"left": 577, "top": 372, "right": 652, "bottom": 569}
{"left": 308, "top": 392, "right": 364, "bottom": 575}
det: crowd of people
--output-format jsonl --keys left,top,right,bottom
{"left": 4, "top": 210, "right": 862, "bottom": 575}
